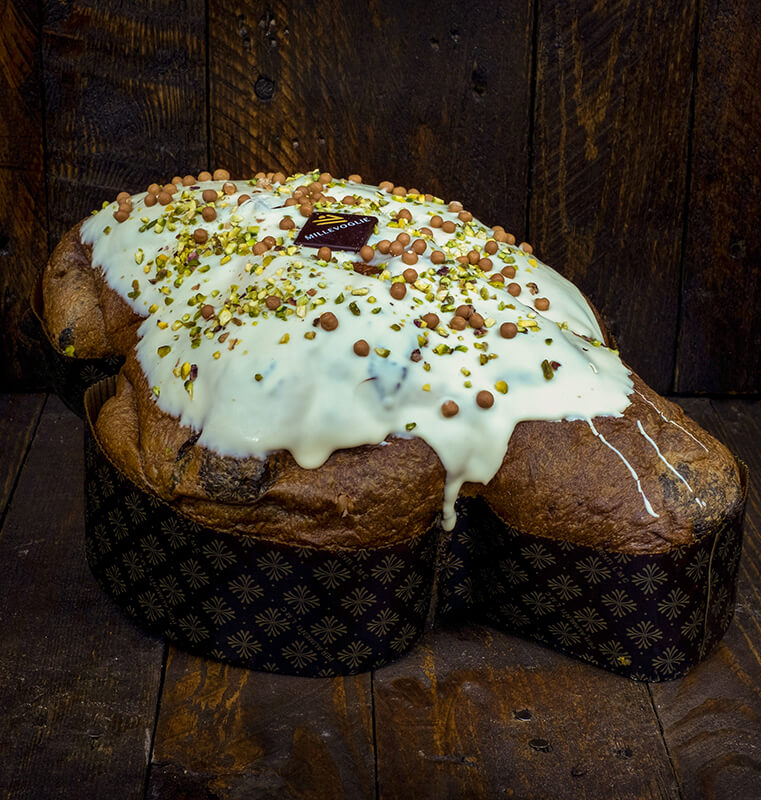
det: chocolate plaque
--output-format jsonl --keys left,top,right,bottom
{"left": 294, "top": 211, "right": 377, "bottom": 252}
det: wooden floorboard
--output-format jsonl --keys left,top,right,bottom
{"left": 373, "top": 622, "right": 679, "bottom": 800}
{"left": 0, "top": 395, "right": 165, "bottom": 800}
{"left": 648, "top": 398, "right": 761, "bottom": 800}
{"left": 145, "top": 649, "right": 376, "bottom": 800}
{"left": 0, "top": 394, "right": 44, "bottom": 519}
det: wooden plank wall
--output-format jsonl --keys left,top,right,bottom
{"left": 1, "top": 0, "right": 759, "bottom": 394}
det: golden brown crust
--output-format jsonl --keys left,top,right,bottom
{"left": 42, "top": 221, "right": 141, "bottom": 357}
{"left": 48, "top": 222, "right": 743, "bottom": 553}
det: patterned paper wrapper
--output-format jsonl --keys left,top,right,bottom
{"left": 30, "top": 274, "right": 123, "bottom": 419}
{"left": 84, "top": 378, "right": 747, "bottom": 680}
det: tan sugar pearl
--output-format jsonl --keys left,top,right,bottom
{"left": 182, "top": 174, "right": 196, "bottom": 186}
{"left": 320, "top": 311, "right": 338, "bottom": 331}
{"left": 490, "top": 273, "right": 504, "bottom": 283}
{"left": 116, "top": 191, "right": 131, "bottom": 203}
{"left": 397, "top": 208, "right": 412, "bottom": 222}
{"left": 213, "top": 168, "right": 230, "bottom": 180}
{"left": 279, "top": 216, "right": 295, "bottom": 230}
{"left": 348, "top": 174, "right": 362, "bottom": 183}
{"left": 360, "top": 245, "right": 374, "bottom": 262}
{"left": 467, "top": 250, "right": 480, "bottom": 265}
{"left": 390, "top": 282, "right": 407, "bottom": 300}
{"left": 273, "top": 171, "right": 286, "bottom": 184}
{"left": 469, "top": 313, "right": 485, "bottom": 329}
{"left": 308, "top": 181, "right": 323, "bottom": 194}
{"left": 193, "top": 228, "right": 208, "bottom": 244}
{"left": 377, "top": 239, "right": 391, "bottom": 254}
{"left": 484, "top": 240, "right": 498, "bottom": 255}
{"left": 223, "top": 181, "right": 237, "bottom": 195}
{"left": 430, "top": 215, "right": 443, "bottom": 228}
{"left": 201, "top": 304, "right": 215, "bottom": 320}
{"left": 455, "top": 304, "right": 473, "bottom": 319}
{"left": 419, "top": 226, "right": 433, "bottom": 236}
{"left": 113, "top": 208, "right": 129, "bottom": 222}
{"left": 493, "top": 230, "right": 508, "bottom": 243}
{"left": 197, "top": 171, "right": 212, "bottom": 182}
{"left": 507, "top": 282, "right": 521, "bottom": 297}
{"left": 265, "top": 295, "right": 281, "bottom": 310}
{"left": 292, "top": 186, "right": 307, "bottom": 199}
{"left": 501, "top": 265, "right": 516, "bottom": 279}
{"left": 163, "top": 183, "right": 177, "bottom": 194}
{"left": 520, "top": 241, "right": 533, "bottom": 254}
{"left": 147, "top": 183, "right": 161, "bottom": 195}
{"left": 379, "top": 180, "right": 394, "bottom": 192}
{"left": 403, "top": 268, "right": 418, "bottom": 283}
{"left": 479, "top": 257, "right": 493, "bottom": 271}
{"left": 202, "top": 206, "right": 217, "bottom": 222}
{"left": 458, "top": 210, "right": 473, "bottom": 222}
{"left": 412, "top": 239, "right": 427, "bottom": 254}
{"left": 170, "top": 175, "right": 183, "bottom": 185}
{"left": 500, "top": 322, "right": 518, "bottom": 339}
{"left": 144, "top": 193, "right": 157, "bottom": 207}
{"left": 389, "top": 240, "right": 404, "bottom": 257}
{"left": 253, "top": 242, "right": 268, "bottom": 255}
{"left": 284, "top": 197, "right": 298, "bottom": 206}
{"left": 396, "top": 232, "right": 411, "bottom": 246}
{"left": 319, "top": 172, "right": 332, "bottom": 184}
{"left": 392, "top": 186, "right": 407, "bottom": 196}
{"left": 158, "top": 191, "right": 173, "bottom": 205}
{"left": 202, "top": 189, "right": 217, "bottom": 203}
{"left": 342, "top": 195, "right": 357, "bottom": 205}
{"left": 354, "top": 339, "right": 370, "bottom": 356}
{"left": 448, "top": 200, "right": 463, "bottom": 212}
{"left": 317, "top": 246, "right": 332, "bottom": 260}
{"left": 535, "top": 297, "right": 550, "bottom": 311}
{"left": 506, "top": 233, "right": 516, "bottom": 244}
{"left": 237, "top": 194, "right": 251, "bottom": 205}
{"left": 422, "top": 312, "right": 439, "bottom": 329}
{"left": 441, "top": 400, "right": 459, "bottom": 417}
{"left": 402, "top": 251, "right": 418, "bottom": 265}
{"left": 299, "top": 203, "right": 313, "bottom": 217}
{"left": 450, "top": 315, "right": 467, "bottom": 331}
{"left": 262, "top": 236, "right": 276, "bottom": 248}
{"left": 430, "top": 250, "right": 445, "bottom": 265}
{"left": 477, "top": 390, "right": 494, "bottom": 409}
{"left": 442, "top": 220, "right": 456, "bottom": 234}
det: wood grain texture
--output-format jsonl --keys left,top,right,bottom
{"left": 0, "top": 394, "right": 44, "bottom": 519}
{"left": 373, "top": 623, "right": 679, "bottom": 799}
{"left": 147, "top": 649, "right": 375, "bottom": 799}
{"left": 0, "top": 395, "right": 165, "bottom": 800}
{"left": 42, "top": 0, "right": 207, "bottom": 245}
{"left": 209, "top": 0, "right": 533, "bottom": 229}
{"left": 0, "top": 0, "right": 49, "bottom": 389}
{"left": 649, "top": 398, "right": 761, "bottom": 800}
{"left": 530, "top": 0, "right": 695, "bottom": 394}
{"left": 674, "top": 1, "right": 761, "bottom": 393}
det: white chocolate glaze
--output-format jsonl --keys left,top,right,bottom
{"left": 82, "top": 170, "right": 636, "bottom": 528}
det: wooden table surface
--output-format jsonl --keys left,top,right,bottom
{"left": 1, "top": 393, "right": 759, "bottom": 800}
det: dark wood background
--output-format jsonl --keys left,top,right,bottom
{"left": 1, "top": 0, "right": 759, "bottom": 395}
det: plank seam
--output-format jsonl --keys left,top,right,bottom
{"left": 370, "top": 670, "right": 380, "bottom": 800}
{"left": 672, "top": 0, "right": 703, "bottom": 393}
{"left": 38, "top": 0, "right": 53, "bottom": 259}
{"left": 141, "top": 641, "right": 170, "bottom": 800}
{"left": 0, "top": 393, "right": 47, "bottom": 535}
{"left": 524, "top": 0, "right": 539, "bottom": 241}
{"left": 646, "top": 683, "right": 685, "bottom": 800}
{"left": 205, "top": 0, "right": 212, "bottom": 170}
